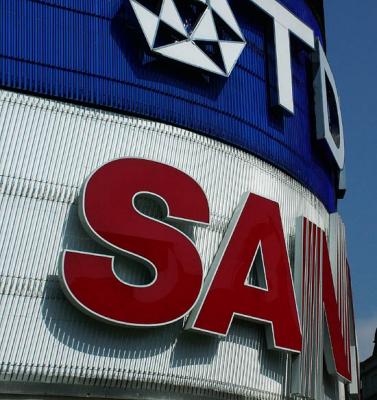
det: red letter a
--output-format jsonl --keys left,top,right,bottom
{"left": 186, "top": 193, "right": 302, "bottom": 353}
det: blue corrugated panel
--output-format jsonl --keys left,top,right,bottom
{"left": 0, "top": 0, "right": 338, "bottom": 211}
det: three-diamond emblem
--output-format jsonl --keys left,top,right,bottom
{"left": 130, "top": 0, "right": 246, "bottom": 76}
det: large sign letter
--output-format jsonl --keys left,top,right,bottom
{"left": 60, "top": 158, "right": 209, "bottom": 327}
{"left": 248, "top": 0, "right": 315, "bottom": 113}
{"left": 313, "top": 40, "right": 345, "bottom": 170}
{"left": 293, "top": 217, "right": 351, "bottom": 390}
{"left": 186, "top": 193, "right": 302, "bottom": 353}
{"left": 322, "top": 235, "right": 351, "bottom": 381}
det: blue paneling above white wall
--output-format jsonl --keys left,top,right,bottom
{"left": 0, "top": 0, "right": 338, "bottom": 211}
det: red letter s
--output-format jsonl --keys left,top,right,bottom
{"left": 60, "top": 159, "right": 209, "bottom": 327}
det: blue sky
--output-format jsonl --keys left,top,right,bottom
{"left": 325, "top": 1, "right": 377, "bottom": 360}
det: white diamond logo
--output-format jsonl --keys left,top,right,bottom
{"left": 130, "top": 0, "right": 246, "bottom": 76}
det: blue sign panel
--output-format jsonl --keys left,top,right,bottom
{"left": 0, "top": 0, "right": 339, "bottom": 211}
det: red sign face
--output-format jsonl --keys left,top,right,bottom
{"left": 59, "top": 158, "right": 352, "bottom": 381}
{"left": 296, "top": 218, "right": 352, "bottom": 383}
{"left": 185, "top": 193, "right": 302, "bottom": 354}
{"left": 61, "top": 158, "right": 210, "bottom": 326}
{"left": 321, "top": 227, "right": 352, "bottom": 381}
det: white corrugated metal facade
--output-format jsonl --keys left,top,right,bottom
{"left": 0, "top": 88, "right": 343, "bottom": 400}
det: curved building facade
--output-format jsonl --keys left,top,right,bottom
{"left": 0, "top": 1, "right": 359, "bottom": 400}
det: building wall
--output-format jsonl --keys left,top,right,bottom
{"left": 0, "top": 0, "right": 359, "bottom": 399}
{"left": 0, "top": 89, "right": 330, "bottom": 399}
{"left": 361, "top": 354, "right": 377, "bottom": 400}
